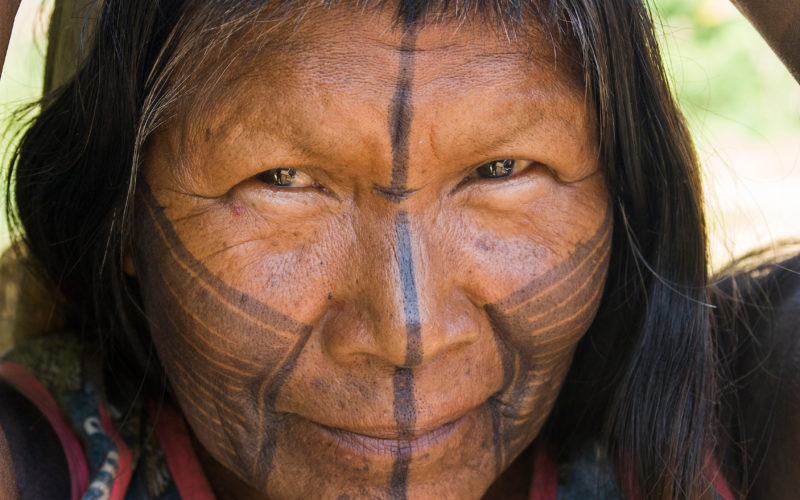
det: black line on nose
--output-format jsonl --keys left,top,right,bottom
{"left": 395, "top": 211, "right": 423, "bottom": 366}
{"left": 388, "top": 212, "right": 420, "bottom": 499}
{"left": 373, "top": 23, "right": 419, "bottom": 202}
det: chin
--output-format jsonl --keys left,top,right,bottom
{"left": 215, "top": 403, "right": 510, "bottom": 499}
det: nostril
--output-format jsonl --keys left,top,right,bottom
{"left": 327, "top": 209, "right": 481, "bottom": 369}
{"left": 320, "top": 303, "right": 383, "bottom": 366}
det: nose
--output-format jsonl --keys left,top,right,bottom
{"left": 322, "top": 209, "right": 480, "bottom": 368}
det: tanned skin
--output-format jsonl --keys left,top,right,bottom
{"left": 134, "top": 8, "right": 609, "bottom": 498}
{"left": 731, "top": 0, "right": 800, "bottom": 81}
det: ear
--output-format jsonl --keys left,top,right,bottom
{"left": 123, "top": 254, "right": 136, "bottom": 276}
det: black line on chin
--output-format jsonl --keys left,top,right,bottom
{"left": 390, "top": 368, "right": 415, "bottom": 499}
{"left": 389, "top": 442, "right": 412, "bottom": 499}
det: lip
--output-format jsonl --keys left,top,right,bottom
{"left": 313, "top": 408, "right": 475, "bottom": 457}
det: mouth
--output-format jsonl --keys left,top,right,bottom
{"left": 313, "top": 407, "right": 476, "bottom": 457}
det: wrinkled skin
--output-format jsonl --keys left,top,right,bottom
{"left": 132, "top": 7, "right": 611, "bottom": 499}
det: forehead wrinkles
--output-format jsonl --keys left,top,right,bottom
{"left": 137, "top": 0, "right": 585, "bottom": 148}
{"left": 145, "top": 4, "right": 587, "bottom": 185}
{"left": 176, "top": 17, "right": 574, "bottom": 120}
{"left": 154, "top": 0, "right": 576, "bottom": 108}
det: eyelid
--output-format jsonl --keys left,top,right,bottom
{"left": 252, "top": 169, "right": 345, "bottom": 206}
{"left": 256, "top": 167, "right": 316, "bottom": 188}
{"left": 455, "top": 159, "right": 535, "bottom": 189}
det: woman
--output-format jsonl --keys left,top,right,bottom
{"left": 0, "top": 0, "right": 797, "bottom": 498}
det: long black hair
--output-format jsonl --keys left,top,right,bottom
{"left": 5, "top": 1, "right": 715, "bottom": 498}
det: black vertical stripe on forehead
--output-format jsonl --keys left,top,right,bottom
{"left": 373, "top": 21, "right": 420, "bottom": 202}
{"left": 395, "top": 210, "right": 423, "bottom": 366}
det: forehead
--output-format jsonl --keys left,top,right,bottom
{"left": 176, "top": 5, "right": 584, "bottom": 119}
{"left": 155, "top": 6, "right": 592, "bottom": 187}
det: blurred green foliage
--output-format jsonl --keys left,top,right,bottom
{"left": 0, "top": 1, "right": 49, "bottom": 248}
{"left": 653, "top": 0, "right": 800, "bottom": 141}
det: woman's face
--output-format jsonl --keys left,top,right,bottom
{"left": 133, "top": 7, "right": 611, "bottom": 499}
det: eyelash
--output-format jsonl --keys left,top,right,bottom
{"left": 256, "top": 168, "right": 317, "bottom": 189}
{"left": 474, "top": 159, "right": 517, "bottom": 179}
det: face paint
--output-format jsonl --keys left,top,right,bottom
{"left": 135, "top": 183, "right": 314, "bottom": 487}
{"left": 486, "top": 210, "right": 612, "bottom": 473}
{"left": 373, "top": 21, "right": 419, "bottom": 203}
{"left": 390, "top": 367, "right": 415, "bottom": 499}
{"left": 135, "top": 7, "right": 610, "bottom": 498}
{"left": 385, "top": 19, "right": 421, "bottom": 496}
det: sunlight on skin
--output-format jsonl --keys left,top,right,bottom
{"left": 131, "top": 7, "right": 611, "bottom": 500}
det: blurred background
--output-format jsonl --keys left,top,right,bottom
{"left": 0, "top": 0, "right": 798, "bottom": 271}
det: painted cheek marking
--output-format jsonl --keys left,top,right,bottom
{"left": 485, "top": 209, "right": 612, "bottom": 475}
{"left": 137, "top": 183, "right": 313, "bottom": 489}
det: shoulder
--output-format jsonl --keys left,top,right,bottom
{"left": 0, "top": 330, "right": 86, "bottom": 500}
{"left": 713, "top": 253, "right": 800, "bottom": 499}
{"left": 0, "top": 379, "right": 70, "bottom": 499}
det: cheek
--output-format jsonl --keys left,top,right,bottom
{"left": 132, "top": 171, "right": 611, "bottom": 494}
{"left": 133, "top": 184, "right": 315, "bottom": 486}
{"left": 457, "top": 181, "right": 612, "bottom": 471}
{"left": 485, "top": 209, "right": 612, "bottom": 364}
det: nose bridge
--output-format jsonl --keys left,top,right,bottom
{"left": 350, "top": 206, "right": 469, "bottom": 368}
{"left": 392, "top": 210, "right": 423, "bottom": 366}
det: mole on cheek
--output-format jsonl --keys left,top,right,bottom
{"left": 474, "top": 237, "right": 493, "bottom": 252}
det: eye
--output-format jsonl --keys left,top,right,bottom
{"left": 475, "top": 160, "right": 515, "bottom": 179}
{"left": 256, "top": 168, "right": 315, "bottom": 188}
